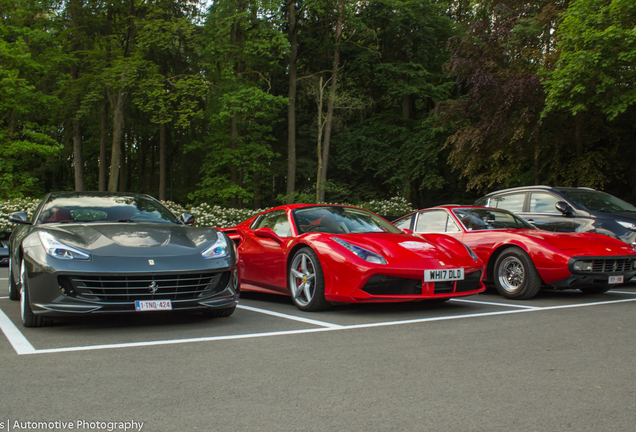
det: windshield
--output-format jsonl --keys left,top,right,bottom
{"left": 38, "top": 194, "right": 180, "bottom": 224}
{"left": 293, "top": 206, "right": 401, "bottom": 234}
{"left": 557, "top": 189, "right": 636, "bottom": 213}
{"left": 453, "top": 208, "right": 535, "bottom": 231}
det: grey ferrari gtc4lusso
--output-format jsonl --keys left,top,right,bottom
{"left": 7, "top": 192, "right": 240, "bottom": 327}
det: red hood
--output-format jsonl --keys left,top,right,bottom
{"left": 329, "top": 232, "right": 462, "bottom": 261}
{"left": 510, "top": 229, "right": 636, "bottom": 256}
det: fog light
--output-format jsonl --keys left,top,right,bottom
{"left": 573, "top": 261, "right": 593, "bottom": 272}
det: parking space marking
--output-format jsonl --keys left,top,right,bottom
{"left": 0, "top": 309, "right": 36, "bottom": 355}
{"left": 2, "top": 296, "right": 636, "bottom": 356}
{"left": 237, "top": 304, "right": 344, "bottom": 329}
{"left": 610, "top": 291, "right": 636, "bottom": 295}
{"left": 451, "top": 298, "right": 540, "bottom": 309}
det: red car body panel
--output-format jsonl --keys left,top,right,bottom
{"left": 396, "top": 205, "right": 636, "bottom": 287}
{"left": 223, "top": 204, "right": 486, "bottom": 304}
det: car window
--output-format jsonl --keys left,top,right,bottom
{"left": 453, "top": 208, "right": 535, "bottom": 231}
{"left": 490, "top": 193, "right": 526, "bottom": 212}
{"left": 529, "top": 193, "right": 560, "bottom": 214}
{"left": 415, "top": 210, "right": 459, "bottom": 233}
{"left": 293, "top": 206, "right": 401, "bottom": 234}
{"left": 557, "top": 189, "right": 636, "bottom": 213}
{"left": 252, "top": 210, "right": 292, "bottom": 237}
{"left": 394, "top": 215, "right": 413, "bottom": 230}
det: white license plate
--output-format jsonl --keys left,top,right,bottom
{"left": 424, "top": 268, "right": 464, "bottom": 282}
{"left": 135, "top": 300, "right": 172, "bottom": 311}
{"left": 608, "top": 275, "right": 624, "bottom": 284}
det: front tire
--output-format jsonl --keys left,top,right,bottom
{"left": 8, "top": 257, "right": 19, "bottom": 300}
{"left": 493, "top": 247, "right": 542, "bottom": 299}
{"left": 20, "top": 259, "right": 47, "bottom": 327}
{"left": 288, "top": 247, "right": 330, "bottom": 311}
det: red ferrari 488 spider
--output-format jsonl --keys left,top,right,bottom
{"left": 394, "top": 206, "right": 636, "bottom": 299}
{"left": 223, "top": 204, "right": 485, "bottom": 311}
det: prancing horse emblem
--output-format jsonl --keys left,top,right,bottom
{"left": 149, "top": 281, "right": 158, "bottom": 294}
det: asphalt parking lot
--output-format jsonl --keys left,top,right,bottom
{"left": 1, "top": 265, "right": 636, "bottom": 431}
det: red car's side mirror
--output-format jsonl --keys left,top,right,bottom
{"left": 402, "top": 228, "right": 414, "bottom": 235}
{"left": 254, "top": 227, "right": 284, "bottom": 244}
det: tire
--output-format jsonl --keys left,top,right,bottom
{"left": 579, "top": 286, "right": 612, "bottom": 295}
{"left": 493, "top": 247, "right": 542, "bottom": 299}
{"left": 20, "top": 259, "right": 47, "bottom": 328}
{"left": 8, "top": 256, "right": 19, "bottom": 301}
{"left": 288, "top": 247, "right": 330, "bottom": 311}
{"left": 202, "top": 306, "right": 236, "bottom": 318}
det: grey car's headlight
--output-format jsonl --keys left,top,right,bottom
{"left": 38, "top": 232, "right": 91, "bottom": 261}
{"left": 331, "top": 237, "right": 386, "bottom": 264}
{"left": 201, "top": 233, "right": 229, "bottom": 259}
{"left": 462, "top": 242, "right": 479, "bottom": 262}
{"left": 617, "top": 221, "right": 636, "bottom": 232}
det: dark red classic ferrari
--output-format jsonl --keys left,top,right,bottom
{"left": 223, "top": 204, "right": 485, "bottom": 311}
{"left": 394, "top": 205, "right": 636, "bottom": 299}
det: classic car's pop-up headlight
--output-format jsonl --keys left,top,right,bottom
{"left": 331, "top": 237, "right": 386, "bottom": 264}
{"left": 201, "top": 233, "right": 229, "bottom": 259}
{"left": 572, "top": 260, "right": 594, "bottom": 272}
{"left": 38, "top": 231, "right": 91, "bottom": 261}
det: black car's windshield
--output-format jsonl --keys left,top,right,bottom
{"left": 453, "top": 208, "right": 535, "bottom": 231}
{"left": 293, "top": 206, "right": 401, "bottom": 234}
{"left": 38, "top": 194, "right": 179, "bottom": 224}
{"left": 557, "top": 189, "right": 636, "bottom": 213}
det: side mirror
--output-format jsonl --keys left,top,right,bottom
{"left": 402, "top": 228, "right": 414, "bottom": 235}
{"left": 8, "top": 212, "right": 31, "bottom": 225}
{"left": 180, "top": 213, "right": 195, "bottom": 225}
{"left": 254, "top": 227, "right": 284, "bottom": 244}
{"left": 555, "top": 201, "right": 573, "bottom": 216}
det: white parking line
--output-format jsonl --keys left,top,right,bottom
{"left": 2, "top": 296, "right": 636, "bottom": 355}
{"left": 237, "top": 305, "right": 344, "bottom": 329}
{"left": 451, "top": 298, "right": 539, "bottom": 309}
{"left": 610, "top": 291, "right": 636, "bottom": 295}
{"left": 0, "top": 309, "right": 36, "bottom": 355}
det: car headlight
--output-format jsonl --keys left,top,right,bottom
{"left": 331, "top": 237, "right": 386, "bottom": 265}
{"left": 462, "top": 242, "right": 479, "bottom": 262}
{"left": 38, "top": 231, "right": 91, "bottom": 261}
{"left": 573, "top": 260, "right": 593, "bottom": 272}
{"left": 201, "top": 233, "right": 229, "bottom": 259}
{"left": 617, "top": 221, "right": 636, "bottom": 232}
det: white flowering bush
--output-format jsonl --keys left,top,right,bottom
{"left": 357, "top": 196, "right": 415, "bottom": 217}
{"left": 0, "top": 196, "right": 414, "bottom": 231}
{"left": 0, "top": 197, "right": 40, "bottom": 232}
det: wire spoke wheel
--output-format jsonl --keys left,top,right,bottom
{"left": 493, "top": 247, "right": 542, "bottom": 299}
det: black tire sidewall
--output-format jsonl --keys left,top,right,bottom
{"left": 494, "top": 248, "right": 541, "bottom": 299}
{"left": 288, "top": 247, "right": 330, "bottom": 311}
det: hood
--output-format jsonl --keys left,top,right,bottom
{"left": 37, "top": 223, "right": 220, "bottom": 257}
{"left": 518, "top": 230, "right": 636, "bottom": 256}
{"left": 331, "top": 232, "right": 459, "bottom": 261}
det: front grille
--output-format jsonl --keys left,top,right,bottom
{"left": 59, "top": 272, "right": 231, "bottom": 302}
{"left": 591, "top": 259, "right": 633, "bottom": 273}
{"left": 362, "top": 275, "right": 422, "bottom": 296}
{"left": 433, "top": 282, "right": 454, "bottom": 294}
{"left": 455, "top": 271, "right": 482, "bottom": 293}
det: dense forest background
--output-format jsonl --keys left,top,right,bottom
{"left": 1, "top": 0, "right": 635, "bottom": 209}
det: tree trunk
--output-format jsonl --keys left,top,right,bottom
{"left": 107, "top": 88, "right": 127, "bottom": 192}
{"left": 71, "top": 64, "right": 84, "bottom": 191}
{"left": 99, "top": 100, "right": 108, "bottom": 191}
{"left": 286, "top": 1, "right": 298, "bottom": 204}
{"left": 230, "top": 114, "right": 239, "bottom": 208}
{"left": 315, "top": 76, "right": 325, "bottom": 203}
{"left": 159, "top": 123, "right": 167, "bottom": 200}
{"left": 575, "top": 112, "right": 583, "bottom": 184}
{"left": 318, "top": 1, "right": 343, "bottom": 203}
{"left": 73, "top": 118, "right": 85, "bottom": 191}
{"left": 119, "top": 132, "right": 127, "bottom": 192}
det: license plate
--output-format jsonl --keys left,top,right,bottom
{"left": 135, "top": 300, "right": 172, "bottom": 311}
{"left": 424, "top": 268, "right": 464, "bottom": 282}
{"left": 608, "top": 275, "right": 624, "bottom": 284}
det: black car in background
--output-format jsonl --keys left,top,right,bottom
{"left": 475, "top": 186, "right": 636, "bottom": 247}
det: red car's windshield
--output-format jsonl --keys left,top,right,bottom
{"left": 453, "top": 208, "right": 535, "bottom": 231}
{"left": 293, "top": 206, "right": 401, "bottom": 234}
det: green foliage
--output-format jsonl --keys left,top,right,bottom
{"left": 543, "top": 0, "right": 636, "bottom": 119}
